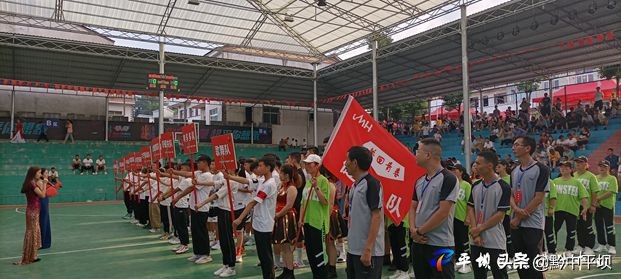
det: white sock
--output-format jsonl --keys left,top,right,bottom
{"left": 337, "top": 242, "right": 346, "bottom": 256}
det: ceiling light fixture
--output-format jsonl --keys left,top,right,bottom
{"left": 318, "top": 0, "right": 327, "bottom": 6}
{"left": 284, "top": 13, "right": 294, "bottom": 22}
{"left": 608, "top": 0, "right": 617, "bottom": 9}
{"left": 588, "top": 0, "right": 598, "bottom": 14}
{"left": 497, "top": 31, "right": 504, "bottom": 40}
{"left": 188, "top": 0, "right": 199, "bottom": 5}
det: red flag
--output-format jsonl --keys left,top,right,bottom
{"left": 322, "top": 96, "right": 425, "bottom": 224}
{"left": 211, "top": 134, "right": 237, "bottom": 171}
{"left": 160, "top": 132, "right": 176, "bottom": 159}
{"left": 180, "top": 124, "right": 199, "bottom": 155}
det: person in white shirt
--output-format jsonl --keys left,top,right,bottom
{"left": 95, "top": 155, "right": 107, "bottom": 175}
{"left": 434, "top": 131, "right": 443, "bottom": 142}
{"left": 231, "top": 157, "right": 278, "bottom": 279}
{"left": 169, "top": 155, "right": 220, "bottom": 265}
{"left": 159, "top": 163, "right": 193, "bottom": 254}
{"left": 232, "top": 158, "right": 258, "bottom": 263}
{"left": 208, "top": 162, "right": 225, "bottom": 250}
{"left": 138, "top": 169, "right": 161, "bottom": 233}
{"left": 81, "top": 154, "right": 94, "bottom": 175}
{"left": 594, "top": 86, "right": 604, "bottom": 111}
{"left": 198, "top": 169, "right": 240, "bottom": 278}
{"left": 121, "top": 169, "right": 134, "bottom": 220}
{"left": 484, "top": 139, "right": 496, "bottom": 152}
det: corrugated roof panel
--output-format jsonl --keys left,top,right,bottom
{"left": 63, "top": 0, "right": 164, "bottom": 33}
{"left": 0, "top": 0, "right": 55, "bottom": 18}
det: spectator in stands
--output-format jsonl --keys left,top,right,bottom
{"left": 536, "top": 144, "right": 549, "bottom": 167}
{"left": 71, "top": 155, "right": 81, "bottom": 174}
{"left": 49, "top": 167, "right": 59, "bottom": 184}
{"left": 577, "top": 127, "right": 591, "bottom": 150}
{"left": 499, "top": 128, "right": 513, "bottom": 147}
{"left": 541, "top": 93, "right": 552, "bottom": 117}
{"left": 490, "top": 126, "right": 499, "bottom": 142}
{"left": 81, "top": 154, "right": 95, "bottom": 175}
{"left": 549, "top": 147, "right": 561, "bottom": 171}
{"left": 95, "top": 155, "right": 107, "bottom": 175}
{"left": 596, "top": 109, "right": 608, "bottom": 130}
{"left": 581, "top": 110, "right": 595, "bottom": 129}
{"left": 594, "top": 87, "right": 604, "bottom": 111}
{"left": 565, "top": 134, "right": 578, "bottom": 151}
{"left": 63, "top": 120, "right": 75, "bottom": 144}
{"left": 492, "top": 105, "right": 501, "bottom": 118}
{"left": 567, "top": 108, "right": 580, "bottom": 129}
{"left": 604, "top": 149, "right": 620, "bottom": 175}
{"left": 553, "top": 135, "right": 565, "bottom": 147}
{"left": 434, "top": 130, "right": 442, "bottom": 142}
{"left": 10, "top": 119, "right": 26, "bottom": 144}
{"left": 279, "top": 138, "right": 287, "bottom": 152}
{"left": 483, "top": 138, "right": 496, "bottom": 152}
{"left": 563, "top": 146, "right": 575, "bottom": 161}
{"left": 554, "top": 97, "right": 563, "bottom": 112}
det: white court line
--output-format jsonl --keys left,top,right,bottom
{"left": 575, "top": 272, "right": 621, "bottom": 278}
{"left": 0, "top": 240, "right": 163, "bottom": 261}
{"left": 14, "top": 207, "right": 120, "bottom": 217}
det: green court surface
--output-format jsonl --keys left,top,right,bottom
{"left": 1, "top": 202, "right": 620, "bottom": 279}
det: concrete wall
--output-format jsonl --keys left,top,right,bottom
{"left": 271, "top": 109, "right": 334, "bottom": 146}
{"left": 0, "top": 90, "right": 107, "bottom": 119}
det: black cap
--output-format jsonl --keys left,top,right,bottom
{"left": 598, "top": 160, "right": 610, "bottom": 167}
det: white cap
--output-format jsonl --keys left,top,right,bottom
{"left": 303, "top": 154, "right": 322, "bottom": 164}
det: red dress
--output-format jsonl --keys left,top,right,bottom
{"left": 272, "top": 185, "right": 297, "bottom": 244}
{"left": 17, "top": 181, "right": 42, "bottom": 265}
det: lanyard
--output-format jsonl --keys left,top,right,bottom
{"left": 419, "top": 168, "right": 444, "bottom": 202}
{"left": 516, "top": 161, "right": 537, "bottom": 190}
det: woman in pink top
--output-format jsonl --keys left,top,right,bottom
{"left": 63, "top": 120, "right": 75, "bottom": 144}
{"left": 14, "top": 166, "right": 46, "bottom": 265}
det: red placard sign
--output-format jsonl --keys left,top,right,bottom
{"left": 134, "top": 152, "right": 143, "bottom": 170}
{"left": 119, "top": 157, "right": 125, "bottom": 173}
{"left": 180, "top": 124, "right": 199, "bottom": 155}
{"left": 140, "top": 146, "right": 151, "bottom": 166}
{"left": 151, "top": 136, "right": 161, "bottom": 162}
{"left": 160, "top": 132, "right": 176, "bottom": 159}
{"left": 128, "top": 154, "right": 136, "bottom": 171}
{"left": 211, "top": 134, "right": 237, "bottom": 171}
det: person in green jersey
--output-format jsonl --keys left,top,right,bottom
{"left": 299, "top": 154, "right": 330, "bottom": 279}
{"left": 448, "top": 163, "right": 472, "bottom": 274}
{"left": 496, "top": 160, "right": 514, "bottom": 258}
{"left": 553, "top": 161, "right": 589, "bottom": 256}
{"left": 573, "top": 156, "right": 600, "bottom": 255}
{"left": 593, "top": 160, "right": 618, "bottom": 255}
{"left": 544, "top": 180, "right": 557, "bottom": 254}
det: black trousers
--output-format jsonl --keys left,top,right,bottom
{"left": 217, "top": 209, "right": 236, "bottom": 267}
{"left": 453, "top": 219, "right": 470, "bottom": 259}
{"left": 160, "top": 205, "right": 173, "bottom": 234}
{"left": 254, "top": 230, "right": 275, "bottom": 279}
{"left": 37, "top": 133, "right": 49, "bottom": 142}
{"left": 554, "top": 211, "right": 577, "bottom": 251}
{"left": 577, "top": 206, "right": 595, "bottom": 249}
{"left": 388, "top": 222, "right": 409, "bottom": 272}
{"left": 595, "top": 207, "right": 616, "bottom": 247}
{"left": 138, "top": 198, "right": 149, "bottom": 225}
{"left": 544, "top": 216, "right": 557, "bottom": 253}
{"left": 470, "top": 246, "right": 508, "bottom": 279}
{"left": 190, "top": 210, "right": 210, "bottom": 256}
{"left": 501, "top": 215, "right": 514, "bottom": 258}
{"left": 81, "top": 165, "right": 94, "bottom": 174}
{"left": 346, "top": 253, "right": 383, "bottom": 279}
{"left": 173, "top": 207, "right": 190, "bottom": 245}
{"left": 411, "top": 242, "right": 455, "bottom": 279}
{"left": 304, "top": 224, "right": 328, "bottom": 279}
{"left": 511, "top": 227, "right": 543, "bottom": 279}
{"left": 123, "top": 191, "right": 133, "bottom": 214}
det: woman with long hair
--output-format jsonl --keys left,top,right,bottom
{"left": 39, "top": 168, "right": 52, "bottom": 249}
{"left": 15, "top": 166, "right": 45, "bottom": 265}
{"left": 274, "top": 164, "right": 300, "bottom": 279}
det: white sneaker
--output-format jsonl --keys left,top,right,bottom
{"left": 457, "top": 263, "right": 472, "bottom": 274}
{"left": 337, "top": 254, "right": 346, "bottom": 263}
{"left": 565, "top": 251, "right": 574, "bottom": 257}
{"left": 235, "top": 254, "right": 243, "bottom": 263}
{"left": 389, "top": 270, "right": 407, "bottom": 279}
{"left": 136, "top": 223, "right": 146, "bottom": 227}
{"left": 608, "top": 246, "right": 617, "bottom": 255}
{"left": 293, "top": 260, "right": 305, "bottom": 268}
{"left": 219, "top": 267, "right": 236, "bottom": 278}
{"left": 149, "top": 228, "right": 160, "bottom": 233}
{"left": 169, "top": 237, "right": 181, "bottom": 245}
{"left": 572, "top": 246, "right": 583, "bottom": 254}
{"left": 214, "top": 265, "right": 228, "bottom": 276}
{"left": 187, "top": 254, "right": 200, "bottom": 261}
{"left": 130, "top": 220, "right": 139, "bottom": 224}
{"left": 195, "top": 255, "right": 213, "bottom": 264}
{"left": 593, "top": 244, "right": 607, "bottom": 253}
{"left": 211, "top": 242, "right": 221, "bottom": 250}
{"left": 583, "top": 247, "right": 594, "bottom": 255}
{"left": 175, "top": 245, "right": 189, "bottom": 254}
{"left": 171, "top": 245, "right": 182, "bottom": 251}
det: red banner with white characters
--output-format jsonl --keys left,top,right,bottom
{"left": 211, "top": 134, "right": 237, "bottom": 171}
{"left": 160, "top": 132, "right": 176, "bottom": 159}
{"left": 140, "top": 146, "right": 151, "bottom": 166}
{"left": 151, "top": 136, "right": 161, "bottom": 162}
{"left": 322, "top": 96, "right": 425, "bottom": 224}
{"left": 180, "top": 124, "right": 199, "bottom": 155}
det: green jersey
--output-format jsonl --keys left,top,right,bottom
{"left": 454, "top": 180, "right": 472, "bottom": 222}
{"left": 553, "top": 177, "right": 588, "bottom": 216}
{"left": 303, "top": 175, "right": 331, "bottom": 230}
{"left": 596, "top": 175, "right": 618, "bottom": 210}
{"left": 573, "top": 171, "right": 600, "bottom": 206}
{"left": 545, "top": 179, "right": 557, "bottom": 212}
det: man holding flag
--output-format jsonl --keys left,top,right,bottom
{"left": 344, "top": 146, "right": 384, "bottom": 279}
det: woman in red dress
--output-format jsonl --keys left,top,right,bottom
{"left": 15, "top": 166, "right": 46, "bottom": 265}
{"left": 273, "top": 164, "right": 300, "bottom": 279}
